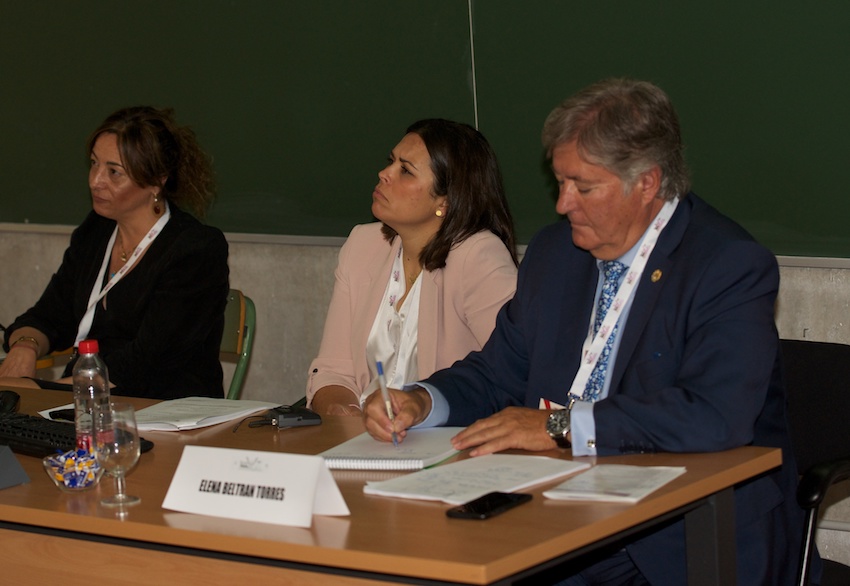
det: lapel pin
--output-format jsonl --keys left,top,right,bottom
{"left": 651, "top": 269, "right": 662, "bottom": 283}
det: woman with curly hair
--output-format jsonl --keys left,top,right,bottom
{"left": 0, "top": 106, "right": 229, "bottom": 399}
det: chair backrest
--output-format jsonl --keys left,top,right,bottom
{"left": 221, "top": 289, "right": 256, "bottom": 400}
{"left": 781, "top": 339, "right": 850, "bottom": 585}
{"left": 781, "top": 339, "right": 850, "bottom": 474}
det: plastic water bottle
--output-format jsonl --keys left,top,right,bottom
{"left": 73, "top": 339, "right": 110, "bottom": 452}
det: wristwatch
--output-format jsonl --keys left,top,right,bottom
{"left": 546, "top": 409, "right": 572, "bottom": 449}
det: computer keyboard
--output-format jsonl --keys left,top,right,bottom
{"left": 0, "top": 413, "right": 153, "bottom": 457}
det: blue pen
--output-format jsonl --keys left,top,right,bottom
{"left": 376, "top": 361, "right": 399, "bottom": 447}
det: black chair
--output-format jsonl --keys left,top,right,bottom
{"left": 780, "top": 339, "right": 850, "bottom": 586}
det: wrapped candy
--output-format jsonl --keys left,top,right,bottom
{"left": 44, "top": 448, "right": 102, "bottom": 490}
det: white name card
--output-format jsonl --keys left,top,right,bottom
{"left": 162, "top": 445, "right": 349, "bottom": 528}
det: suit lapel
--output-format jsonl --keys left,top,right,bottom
{"left": 417, "top": 268, "right": 440, "bottom": 376}
{"left": 353, "top": 236, "right": 402, "bottom": 360}
{"left": 610, "top": 196, "right": 693, "bottom": 389}
{"left": 541, "top": 241, "right": 598, "bottom": 405}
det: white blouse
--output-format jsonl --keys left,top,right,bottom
{"left": 362, "top": 246, "right": 422, "bottom": 405}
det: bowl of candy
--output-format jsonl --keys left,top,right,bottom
{"left": 43, "top": 449, "right": 103, "bottom": 492}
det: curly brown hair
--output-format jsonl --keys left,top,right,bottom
{"left": 86, "top": 106, "right": 215, "bottom": 218}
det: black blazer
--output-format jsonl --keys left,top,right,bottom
{"left": 6, "top": 206, "right": 229, "bottom": 399}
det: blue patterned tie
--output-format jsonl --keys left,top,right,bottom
{"left": 583, "top": 261, "right": 628, "bottom": 401}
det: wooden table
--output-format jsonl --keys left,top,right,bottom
{"left": 0, "top": 387, "right": 781, "bottom": 585}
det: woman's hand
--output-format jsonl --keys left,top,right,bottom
{"left": 309, "top": 385, "right": 363, "bottom": 416}
{"left": 324, "top": 403, "right": 362, "bottom": 416}
{"left": 0, "top": 345, "right": 38, "bottom": 378}
{"left": 0, "top": 328, "right": 48, "bottom": 379}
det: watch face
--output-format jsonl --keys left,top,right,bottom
{"left": 547, "top": 410, "right": 570, "bottom": 437}
{"left": 546, "top": 410, "right": 571, "bottom": 448}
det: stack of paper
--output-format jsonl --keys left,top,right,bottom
{"left": 363, "top": 453, "right": 590, "bottom": 505}
{"left": 543, "top": 465, "right": 686, "bottom": 503}
{"left": 134, "top": 397, "right": 280, "bottom": 431}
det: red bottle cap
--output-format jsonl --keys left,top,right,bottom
{"left": 78, "top": 339, "right": 99, "bottom": 354}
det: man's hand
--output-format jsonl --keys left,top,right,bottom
{"left": 362, "top": 387, "right": 432, "bottom": 443}
{"left": 451, "top": 407, "right": 558, "bottom": 456}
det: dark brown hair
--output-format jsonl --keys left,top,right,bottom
{"left": 381, "top": 119, "right": 518, "bottom": 270}
{"left": 87, "top": 106, "right": 215, "bottom": 217}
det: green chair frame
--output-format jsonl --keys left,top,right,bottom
{"left": 221, "top": 288, "right": 256, "bottom": 400}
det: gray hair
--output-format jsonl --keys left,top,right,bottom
{"left": 541, "top": 78, "right": 690, "bottom": 201}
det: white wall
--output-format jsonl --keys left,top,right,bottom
{"left": 2, "top": 223, "right": 848, "bottom": 564}
{"left": 0, "top": 224, "right": 341, "bottom": 406}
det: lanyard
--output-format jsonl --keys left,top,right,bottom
{"left": 566, "top": 198, "right": 678, "bottom": 402}
{"left": 74, "top": 204, "right": 171, "bottom": 346}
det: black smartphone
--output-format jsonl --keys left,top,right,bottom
{"left": 446, "top": 492, "right": 532, "bottom": 520}
{"left": 49, "top": 408, "right": 76, "bottom": 422}
{"left": 269, "top": 405, "right": 322, "bottom": 429}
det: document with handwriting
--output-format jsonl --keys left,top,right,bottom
{"left": 363, "top": 454, "right": 590, "bottom": 505}
{"left": 543, "top": 464, "right": 686, "bottom": 503}
{"left": 321, "top": 428, "right": 463, "bottom": 471}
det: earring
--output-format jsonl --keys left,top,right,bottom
{"left": 436, "top": 209, "right": 443, "bottom": 217}
{"left": 153, "top": 193, "right": 161, "bottom": 215}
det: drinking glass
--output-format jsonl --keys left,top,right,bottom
{"left": 94, "top": 402, "right": 141, "bottom": 507}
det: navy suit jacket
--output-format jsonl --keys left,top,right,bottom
{"left": 426, "top": 194, "right": 805, "bottom": 584}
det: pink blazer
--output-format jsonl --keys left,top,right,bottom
{"left": 306, "top": 223, "right": 517, "bottom": 406}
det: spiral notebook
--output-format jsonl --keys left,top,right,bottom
{"left": 319, "top": 427, "right": 463, "bottom": 471}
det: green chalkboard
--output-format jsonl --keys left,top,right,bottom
{"left": 473, "top": 2, "right": 850, "bottom": 256}
{"left": 2, "top": 1, "right": 849, "bottom": 257}
{"left": 0, "top": 1, "right": 474, "bottom": 236}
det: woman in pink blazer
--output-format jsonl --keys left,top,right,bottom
{"left": 307, "top": 119, "right": 518, "bottom": 415}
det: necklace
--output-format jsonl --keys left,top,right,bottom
{"left": 402, "top": 250, "right": 422, "bottom": 286}
{"left": 117, "top": 231, "right": 128, "bottom": 262}
{"left": 407, "top": 268, "right": 421, "bottom": 285}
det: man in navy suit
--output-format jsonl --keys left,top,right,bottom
{"left": 364, "top": 79, "right": 806, "bottom": 585}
